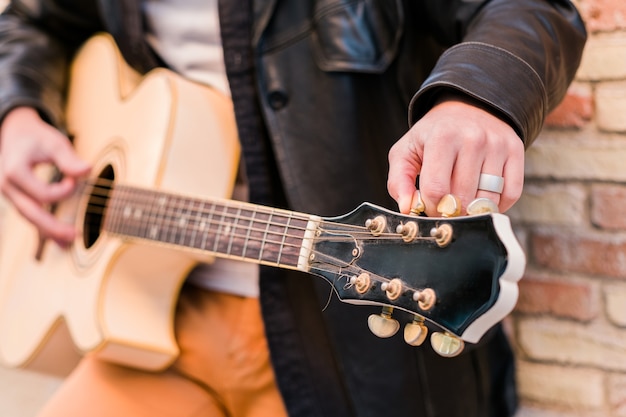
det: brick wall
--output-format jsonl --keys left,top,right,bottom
{"left": 508, "top": 1, "right": 626, "bottom": 416}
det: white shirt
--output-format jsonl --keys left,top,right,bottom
{"left": 143, "top": 0, "right": 259, "bottom": 297}
{"left": 143, "top": 0, "right": 231, "bottom": 97}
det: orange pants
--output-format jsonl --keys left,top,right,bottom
{"left": 38, "top": 284, "right": 288, "bottom": 417}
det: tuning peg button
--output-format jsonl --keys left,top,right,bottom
{"left": 368, "top": 306, "right": 400, "bottom": 338}
{"left": 430, "top": 332, "right": 465, "bottom": 357}
{"left": 467, "top": 198, "right": 499, "bottom": 215}
{"left": 404, "top": 316, "right": 428, "bottom": 346}
{"left": 437, "top": 194, "right": 462, "bottom": 218}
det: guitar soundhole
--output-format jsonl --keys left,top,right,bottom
{"left": 83, "top": 165, "right": 115, "bottom": 249}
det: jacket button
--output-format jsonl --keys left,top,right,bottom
{"left": 268, "top": 90, "right": 288, "bottom": 110}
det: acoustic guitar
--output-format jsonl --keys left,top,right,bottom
{"left": 0, "top": 34, "right": 525, "bottom": 376}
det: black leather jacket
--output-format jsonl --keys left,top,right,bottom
{"left": 0, "top": 1, "right": 586, "bottom": 416}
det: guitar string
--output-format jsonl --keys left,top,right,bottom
{"left": 81, "top": 179, "right": 436, "bottom": 243}
{"left": 81, "top": 185, "right": 438, "bottom": 274}
{"left": 75, "top": 180, "right": 440, "bottom": 289}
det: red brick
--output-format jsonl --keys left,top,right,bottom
{"left": 544, "top": 89, "right": 594, "bottom": 129}
{"left": 578, "top": 0, "right": 626, "bottom": 32}
{"left": 531, "top": 230, "right": 626, "bottom": 278}
{"left": 591, "top": 184, "right": 626, "bottom": 230}
{"left": 516, "top": 273, "right": 598, "bottom": 321}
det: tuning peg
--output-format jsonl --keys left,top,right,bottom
{"left": 467, "top": 198, "right": 499, "bottom": 215}
{"left": 430, "top": 223, "right": 453, "bottom": 248}
{"left": 367, "top": 306, "right": 400, "bottom": 338}
{"left": 409, "top": 190, "right": 426, "bottom": 216}
{"left": 365, "top": 215, "right": 387, "bottom": 236}
{"left": 413, "top": 288, "right": 436, "bottom": 311}
{"left": 404, "top": 316, "right": 428, "bottom": 346}
{"left": 430, "top": 332, "right": 465, "bottom": 357}
{"left": 396, "top": 221, "right": 418, "bottom": 242}
{"left": 437, "top": 194, "right": 462, "bottom": 218}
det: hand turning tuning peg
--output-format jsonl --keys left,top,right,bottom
{"left": 367, "top": 306, "right": 400, "bottom": 338}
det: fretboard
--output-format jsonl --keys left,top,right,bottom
{"left": 102, "top": 185, "right": 319, "bottom": 270}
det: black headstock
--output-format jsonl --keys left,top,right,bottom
{"left": 308, "top": 202, "right": 525, "bottom": 356}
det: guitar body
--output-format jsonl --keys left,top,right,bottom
{"left": 0, "top": 34, "right": 240, "bottom": 375}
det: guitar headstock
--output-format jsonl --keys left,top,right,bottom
{"left": 308, "top": 199, "right": 525, "bottom": 357}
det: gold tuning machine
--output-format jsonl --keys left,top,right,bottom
{"left": 430, "top": 332, "right": 465, "bottom": 357}
{"left": 367, "top": 306, "right": 400, "bottom": 338}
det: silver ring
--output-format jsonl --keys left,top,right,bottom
{"left": 477, "top": 173, "right": 504, "bottom": 194}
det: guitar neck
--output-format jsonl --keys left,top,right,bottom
{"left": 100, "top": 183, "right": 320, "bottom": 270}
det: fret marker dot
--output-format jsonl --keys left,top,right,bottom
{"left": 123, "top": 206, "right": 132, "bottom": 218}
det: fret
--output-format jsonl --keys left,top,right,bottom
{"left": 178, "top": 197, "right": 193, "bottom": 246}
{"left": 171, "top": 195, "right": 188, "bottom": 245}
{"left": 117, "top": 187, "right": 133, "bottom": 236}
{"left": 168, "top": 195, "right": 183, "bottom": 245}
{"left": 226, "top": 204, "right": 242, "bottom": 256}
{"left": 153, "top": 194, "right": 168, "bottom": 243}
{"left": 137, "top": 189, "right": 153, "bottom": 240}
{"left": 227, "top": 204, "right": 254, "bottom": 258}
{"left": 199, "top": 201, "right": 217, "bottom": 251}
{"left": 266, "top": 212, "right": 289, "bottom": 265}
{"left": 258, "top": 209, "right": 274, "bottom": 264}
{"left": 244, "top": 209, "right": 268, "bottom": 261}
{"left": 275, "top": 212, "right": 293, "bottom": 265}
{"left": 241, "top": 208, "right": 256, "bottom": 259}
{"left": 156, "top": 194, "right": 171, "bottom": 244}
{"left": 212, "top": 203, "right": 229, "bottom": 254}
{"left": 282, "top": 214, "right": 310, "bottom": 267}
{"left": 188, "top": 199, "right": 205, "bottom": 249}
{"left": 221, "top": 205, "right": 241, "bottom": 255}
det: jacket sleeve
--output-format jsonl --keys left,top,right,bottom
{"left": 0, "top": 0, "right": 102, "bottom": 128}
{"left": 408, "top": 0, "right": 587, "bottom": 148}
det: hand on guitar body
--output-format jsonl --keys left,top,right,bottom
{"left": 0, "top": 106, "right": 91, "bottom": 246}
{"left": 387, "top": 94, "right": 525, "bottom": 217}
